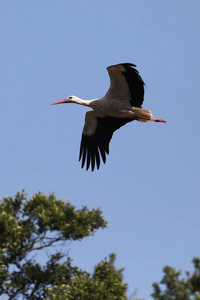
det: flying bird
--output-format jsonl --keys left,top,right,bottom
{"left": 52, "top": 63, "right": 166, "bottom": 171}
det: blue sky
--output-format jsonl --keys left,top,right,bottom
{"left": 1, "top": 1, "right": 200, "bottom": 299}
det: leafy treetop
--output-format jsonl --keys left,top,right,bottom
{"left": 0, "top": 191, "right": 128, "bottom": 300}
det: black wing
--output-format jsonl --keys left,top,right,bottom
{"left": 79, "top": 116, "right": 133, "bottom": 171}
{"left": 120, "top": 63, "right": 145, "bottom": 108}
{"left": 106, "top": 63, "right": 145, "bottom": 108}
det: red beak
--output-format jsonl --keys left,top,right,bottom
{"left": 51, "top": 99, "right": 68, "bottom": 105}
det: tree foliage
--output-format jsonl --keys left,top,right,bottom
{"left": 152, "top": 258, "right": 200, "bottom": 300}
{"left": 47, "top": 253, "right": 127, "bottom": 300}
{"left": 0, "top": 191, "right": 127, "bottom": 299}
{"left": 2, "top": 191, "right": 199, "bottom": 300}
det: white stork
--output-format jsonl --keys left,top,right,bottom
{"left": 52, "top": 63, "right": 166, "bottom": 171}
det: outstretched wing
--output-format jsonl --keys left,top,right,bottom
{"left": 79, "top": 112, "right": 133, "bottom": 171}
{"left": 105, "top": 63, "right": 145, "bottom": 108}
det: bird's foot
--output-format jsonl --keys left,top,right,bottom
{"left": 150, "top": 118, "right": 166, "bottom": 123}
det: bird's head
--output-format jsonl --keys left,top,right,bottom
{"left": 51, "top": 95, "right": 78, "bottom": 105}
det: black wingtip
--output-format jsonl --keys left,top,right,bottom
{"left": 120, "top": 63, "right": 136, "bottom": 68}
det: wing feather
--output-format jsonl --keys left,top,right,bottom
{"left": 121, "top": 63, "right": 145, "bottom": 107}
{"left": 79, "top": 115, "right": 133, "bottom": 171}
{"left": 106, "top": 63, "right": 145, "bottom": 108}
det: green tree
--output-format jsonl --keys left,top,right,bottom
{"left": 152, "top": 258, "right": 200, "bottom": 300}
{"left": 0, "top": 191, "right": 128, "bottom": 299}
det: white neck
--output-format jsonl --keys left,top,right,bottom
{"left": 70, "top": 96, "right": 98, "bottom": 107}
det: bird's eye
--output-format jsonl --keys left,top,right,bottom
{"left": 68, "top": 96, "right": 72, "bottom": 100}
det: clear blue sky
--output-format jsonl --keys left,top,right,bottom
{"left": 1, "top": 1, "right": 200, "bottom": 299}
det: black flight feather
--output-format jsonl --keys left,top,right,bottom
{"left": 120, "top": 63, "right": 145, "bottom": 108}
{"left": 79, "top": 116, "right": 133, "bottom": 171}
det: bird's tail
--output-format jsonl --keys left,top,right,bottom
{"left": 135, "top": 108, "right": 153, "bottom": 123}
{"left": 135, "top": 108, "right": 166, "bottom": 123}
